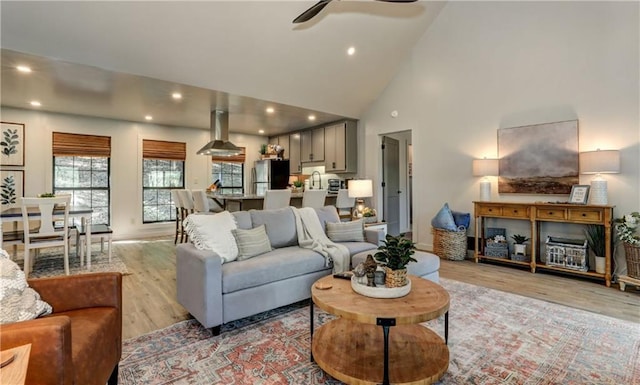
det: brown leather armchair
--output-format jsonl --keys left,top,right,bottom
{"left": 0, "top": 272, "right": 122, "bottom": 385}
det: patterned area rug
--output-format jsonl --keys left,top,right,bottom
{"left": 11, "top": 246, "right": 129, "bottom": 278}
{"left": 119, "top": 279, "right": 640, "bottom": 385}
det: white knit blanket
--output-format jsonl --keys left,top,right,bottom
{"left": 0, "top": 249, "right": 52, "bottom": 324}
{"left": 292, "top": 207, "right": 350, "bottom": 273}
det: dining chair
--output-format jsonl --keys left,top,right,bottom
{"left": 263, "top": 189, "right": 292, "bottom": 210}
{"left": 302, "top": 189, "right": 328, "bottom": 209}
{"left": 171, "top": 190, "right": 184, "bottom": 244}
{"left": 76, "top": 223, "right": 113, "bottom": 266}
{"left": 20, "top": 195, "right": 72, "bottom": 278}
{"left": 335, "top": 189, "right": 355, "bottom": 221}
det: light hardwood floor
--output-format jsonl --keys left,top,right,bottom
{"left": 116, "top": 237, "right": 640, "bottom": 340}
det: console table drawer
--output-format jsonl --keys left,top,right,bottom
{"left": 503, "top": 206, "right": 529, "bottom": 218}
{"left": 568, "top": 209, "right": 603, "bottom": 223}
{"left": 478, "top": 206, "right": 503, "bottom": 216}
{"left": 536, "top": 208, "right": 567, "bottom": 220}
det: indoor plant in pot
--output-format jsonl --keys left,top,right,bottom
{"left": 615, "top": 212, "right": 640, "bottom": 279}
{"left": 374, "top": 234, "right": 417, "bottom": 287}
{"left": 584, "top": 224, "right": 606, "bottom": 274}
{"left": 511, "top": 234, "right": 530, "bottom": 258}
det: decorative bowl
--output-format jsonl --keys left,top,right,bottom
{"left": 350, "top": 276, "right": 411, "bottom": 299}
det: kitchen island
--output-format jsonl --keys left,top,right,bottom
{"left": 208, "top": 191, "right": 337, "bottom": 211}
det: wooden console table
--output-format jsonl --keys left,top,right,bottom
{"left": 474, "top": 201, "right": 614, "bottom": 286}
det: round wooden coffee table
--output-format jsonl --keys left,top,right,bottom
{"left": 311, "top": 274, "right": 450, "bottom": 385}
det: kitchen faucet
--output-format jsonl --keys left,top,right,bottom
{"left": 311, "top": 171, "right": 322, "bottom": 189}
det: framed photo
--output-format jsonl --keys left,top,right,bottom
{"left": 0, "top": 169, "right": 24, "bottom": 211}
{"left": 569, "top": 184, "right": 590, "bottom": 205}
{"left": 1, "top": 122, "right": 25, "bottom": 167}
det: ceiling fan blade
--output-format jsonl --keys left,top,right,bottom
{"left": 293, "top": 0, "right": 333, "bottom": 24}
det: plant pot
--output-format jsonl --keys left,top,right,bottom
{"left": 594, "top": 255, "right": 605, "bottom": 274}
{"left": 384, "top": 267, "right": 408, "bottom": 288}
{"left": 514, "top": 244, "right": 527, "bottom": 256}
{"left": 364, "top": 215, "right": 378, "bottom": 224}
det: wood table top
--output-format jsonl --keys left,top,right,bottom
{"left": 312, "top": 275, "right": 450, "bottom": 325}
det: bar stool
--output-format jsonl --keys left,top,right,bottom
{"left": 263, "top": 189, "right": 292, "bottom": 210}
{"left": 177, "top": 189, "right": 195, "bottom": 243}
{"left": 302, "top": 189, "right": 327, "bottom": 208}
{"left": 335, "top": 189, "right": 355, "bottom": 221}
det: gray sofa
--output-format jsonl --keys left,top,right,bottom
{"left": 176, "top": 206, "right": 383, "bottom": 333}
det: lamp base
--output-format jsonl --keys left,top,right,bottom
{"left": 479, "top": 180, "right": 491, "bottom": 201}
{"left": 589, "top": 177, "right": 608, "bottom": 205}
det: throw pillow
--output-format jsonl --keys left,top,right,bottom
{"left": 232, "top": 225, "right": 273, "bottom": 261}
{"left": 431, "top": 203, "right": 459, "bottom": 231}
{"left": 183, "top": 211, "right": 239, "bottom": 263}
{"left": 314, "top": 206, "right": 341, "bottom": 230}
{"left": 326, "top": 219, "right": 365, "bottom": 242}
{"left": 452, "top": 210, "right": 471, "bottom": 229}
{"left": 0, "top": 249, "right": 52, "bottom": 325}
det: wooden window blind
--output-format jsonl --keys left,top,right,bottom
{"left": 211, "top": 147, "right": 246, "bottom": 163}
{"left": 52, "top": 132, "right": 111, "bottom": 157}
{"left": 142, "top": 139, "right": 186, "bottom": 161}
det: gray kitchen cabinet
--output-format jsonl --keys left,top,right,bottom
{"left": 301, "top": 127, "right": 324, "bottom": 162}
{"left": 324, "top": 120, "right": 357, "bottom": 173}
{"left": 289, "top": 132, "right": 302, "bottom": 174}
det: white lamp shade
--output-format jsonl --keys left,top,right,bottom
{"left": 580, "top": 150, "right": 620, "bottom": 174}
{"left": 348, "top": 179, "right": 373, "bottom": 198}
{"left": 472, "top": 158, "right": 499, "bottom": 177}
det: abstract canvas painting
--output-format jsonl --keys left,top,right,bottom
{"left": 498, "top": 120, "right": 579, "bottom": 194}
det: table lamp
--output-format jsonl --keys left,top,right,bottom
{"left": 348, "top": 179, "right": 373, "bottom": 218}
{"left": 472, "top": 158, "right": 499, "bottom": 201}
{"left": 579, "top": 149, "right": 620, "bottom": 205}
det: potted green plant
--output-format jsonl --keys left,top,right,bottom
{"left": 292, "top": 180, "right": 303, "bottom": 192}
{"left": 373, "top": 234, "right": 417, "bottom": 287}
{"left": 511, "top": 234, "right": 530, "bottom": 257}
{"left": 584, "top": 224, "right": 606, "bottom": 274}
{"left": 259, "top": 144, "right": 268, "bottom": 158}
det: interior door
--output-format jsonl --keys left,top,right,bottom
{"left": 382, "top": 136, "right": 400, "bottom": 236}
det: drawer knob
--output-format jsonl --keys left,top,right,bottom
{"left": 549, "top": 212, "right": 553, "bottom": 215}
{"left": 582, "top": 213, "right": 586, "bottom": 217}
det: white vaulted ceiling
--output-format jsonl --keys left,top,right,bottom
{"left": 1, "top": 1, "right": 445, "bottom": 135}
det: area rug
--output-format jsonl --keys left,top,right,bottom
{"left": 119, "top": 279, "right": 640, "bottom": 385}
{"left": 12, "top": 246, "right": 129, "bottom": 278}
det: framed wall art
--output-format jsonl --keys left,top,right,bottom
{"left": 1, "top": 169, "right": 24, "bottom": 211}
{"left": 498, "top": 120, "right": 579, "bottom": 194}
{"left": 1, "top": 121, "right": 25, "bottom": 167}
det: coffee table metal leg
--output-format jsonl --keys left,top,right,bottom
{"left": 377, "top": 317, "right": 396, "bottom": 385}
{"left": 445, "top": 311, "right": 449, "bottom": 345}
{"left": 310, "top": 300, "right": 315, "bottom": 363}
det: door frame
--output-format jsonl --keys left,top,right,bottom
{"left": 379, "top": 130, "right": 412, "bottom": 235}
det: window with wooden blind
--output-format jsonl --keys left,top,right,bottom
{"left": 142, "top": 139, "right": 186, "bottom": 223}
{"left": 52, "top": 132, "right": 111, "bottom": 225}
{"left": 211, "top": 147, "right": 245, "bottom": 195}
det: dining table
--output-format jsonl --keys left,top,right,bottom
{"left": 1, "top": 206, "right": 95, "bottom": 270}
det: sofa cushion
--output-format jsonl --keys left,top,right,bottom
{"left": 339, "top": 241, "right": 378, "bottom": 257}
{"left": 250, "top": 207, "right": 297, "bottom": 248}
{"left": 183, "top": 211, "right": 238, "bottom": 263}
{"left": 431, "top": 202, "right": 458, "bottom": 231}
{"left": 232, "top": 211, "right": 252, "bottom": 230}
{"left": 326, "top": 219, "right": 365, "bottom": 242}
{"left": 314, "top": 206, "right": 341, "bottom": 229}
{"left": 232, "top": 225, "right": 272, "bottom": 261}
{"left": 221, "top": 246, "right": 329, "bottom": 293}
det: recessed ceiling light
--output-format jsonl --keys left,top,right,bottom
{"left": 258, "top": 129, "right": 265, "bottom": 134}
{"left": 266, "top": 107, "right": 275, "bottom": 114}
{"left": 308, "top": 115, "right": 316, "bottom": 121}
{"left": 171, "top": 92, "right": 182, "bottom": 100}
{"left": 145, "top": 115, "right": 153, "bottom": 121}
{"left": 347, "top": 46, "right": 356, "bottom": 56}
{"left": 30, "top": 100, "right": 41, "bottom": 107}
{"left": 17, "top": 65, "right": 32, "bottom": 73}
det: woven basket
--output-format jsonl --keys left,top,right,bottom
{"left": 623, "top": 243, "right": 640, "bottom": 279}
{"left": 384, "top": 267, "right": 408, "bottom": 287}
{"left": 432, "top": 227, "right": 467, "bottom": 261}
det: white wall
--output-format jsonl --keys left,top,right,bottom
{"left": 0, "top": 107, "right": 267, "bottom": 239}
{"left": 361, "top": 1, "right": 640, "bottom": 265}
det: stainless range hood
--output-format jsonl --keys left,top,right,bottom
{"left": 197, "top": 110, "right": 242, "bottom": 156}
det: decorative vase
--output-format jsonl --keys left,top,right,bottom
{"left": 514, "top": 244, "right": 527, "bottom": 256}
{"left": 623, "top": 243, "right": 640, "bottom": 279}
{"left": 594, "top": 255, "right": 605, "bottom": 274}
{"left": 384, "top": 267, "right": 408, "bottom": 288}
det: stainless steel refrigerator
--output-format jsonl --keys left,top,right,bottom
{"left": 254, "top": 159, "right": 290, "bottom": 196}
